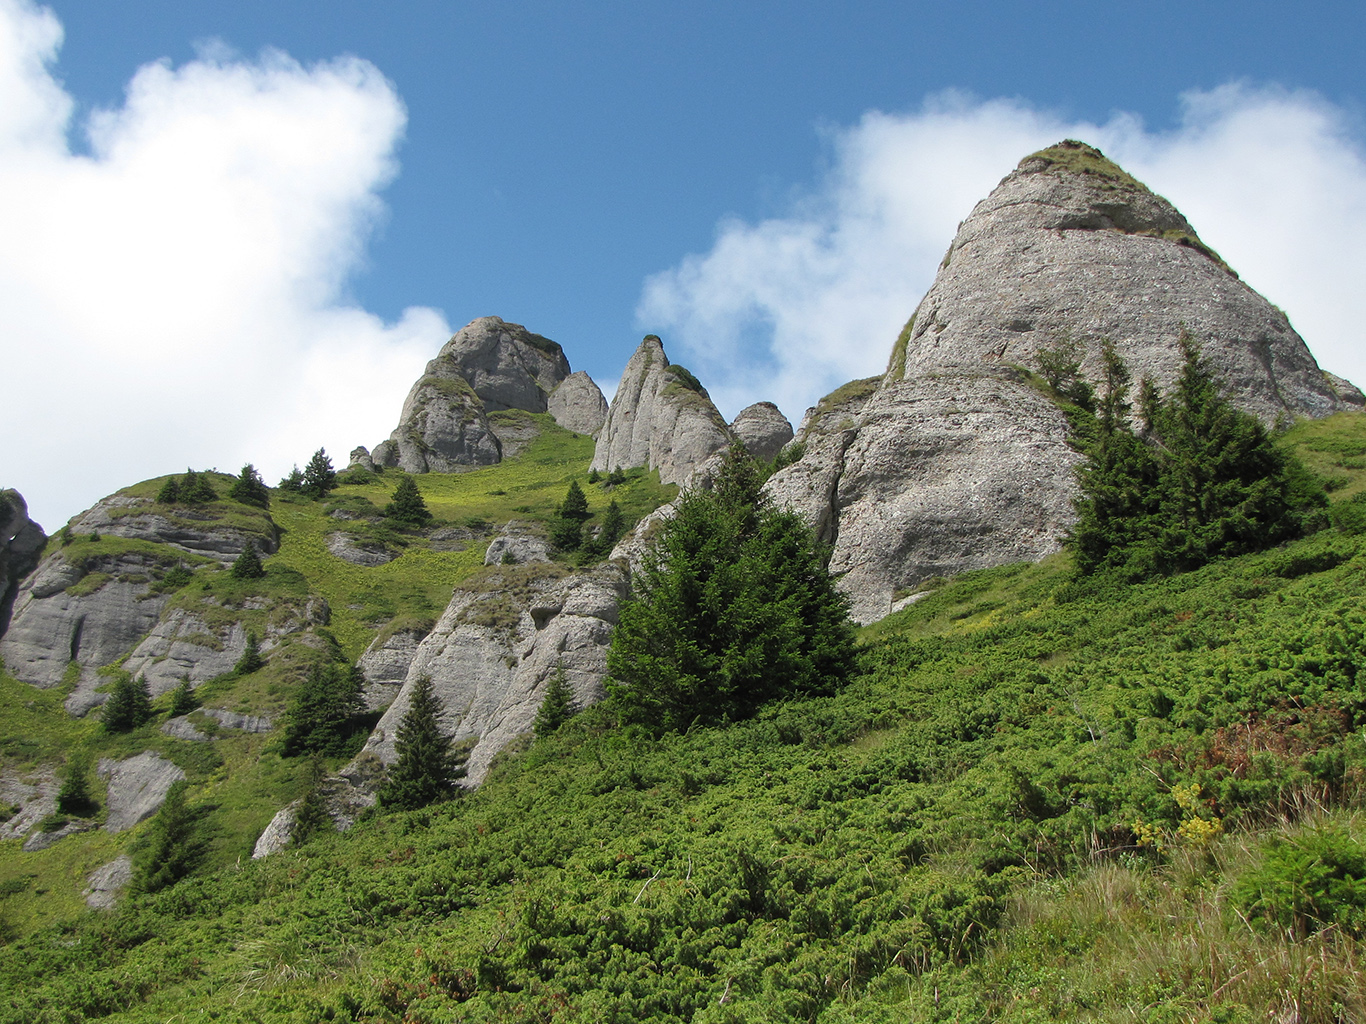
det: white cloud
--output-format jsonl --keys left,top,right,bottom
{"left": 639, "top": 86, "right": 1366, "bottom": 426}
{"left": 0, "top": 0, "right": 448, "bottom": 530}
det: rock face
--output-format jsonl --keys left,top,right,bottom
{"left": 360, "top": 561, "right": 627, "bottom": 786}
{"left": 326, "top": 531, "right": 399, "bottom": 566}
{"left": 548, "top": 371, "right": 609, "bottom": 436}
{"left": 767, "top": 140, "right": 1358, "bottom": 624}
{"left": 357, "top": 626, "right": 431, "bottom": 711}
{"left": 85, "top": 855, "right": 133, "bottom": 909}
{"left": 0, "top": 489, "right": 47, "bottom": 636}
{"left": 98, "top": 751, "right": 185, "bottom": 833}
{"left": 0, "top": 551, "right": 173, "bottom": 712}
{"left": 591, "top": 336, "right": 733, "bottom": 486}
{"left": 374, "top": 317, "right": 573, "bottom": 473}
{"left": 68, "top": 492, "right": 279, "bottom": 561}
{"left": 484, "top": 524, "right": 553, "bottom": 566}
{"left": 121, "top": 609, "right": 248, "bottom": 698}
{"left": 885, "top": 140, "right": 1351, "bottom": 424}
{"left": 729, "top": 402, "right": 794, "bottom": 463}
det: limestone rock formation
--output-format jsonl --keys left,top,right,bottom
{"left": 98, "top": 751, "right": 185, "bottom": 833}
{"left": 885, "top": 140, "right": 1350, "bottom": 424}
{"left": 360, "top": 561, "right": 627, "bottom": 786}
{"left": 0, "top": 766, "right": 57, "bottom": 841}
{"left": 767, "top": 140, "right": 1358, "bottom": 624}
{"left": 0, "top": 489, "right": 47, "bottom": 635}
{"left": 357, "top": 626, "right": 431, "bottom": 711}
{"left": 69, "top": 491, "right": 279, "bottom": 560}
{"left": 590, "top": 336, "right": 732, "bottom": 486}
{"left": 84, "top": 855, "right": 133, "bottom": 909}
{"left": 348, "top": 446, "right": 376, "bottom": 472}
{"left": 1, "top": 551, "right": 173, "bottom": 712}
{"left": 484, "top": 524, "right": 553, "bottom": 566}
{"left": 373, "top": 317, "right": 573, "bottom": 473}
{"left": 729, "top": 402, "right": 794, "bottom": 463}
{"left": 326, "top": 531, "right": 399, "bottom": 566}
{"left": 548, "top": 371, "right": 609, "bottom": 436}
{"left": 122, "top": 609, "right": 248, "bottom": 698}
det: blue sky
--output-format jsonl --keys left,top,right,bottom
{"left": 5, "top": 0, "right": 1366, "bottom": 528}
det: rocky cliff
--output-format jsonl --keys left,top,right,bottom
{"left": 768, "top": 141, "right": 1359, "bottom": 624}
{"left": 590, "top": 336, "right": 733, "bottom": 486}
{"left": 372, "top": 316, "right": 600, "bottom": 472}
{"left": 0, "top": 489, "right": 47, "bottom": 635}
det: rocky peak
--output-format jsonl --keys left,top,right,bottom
{"left": 438, "top": 316, "right": 571, "bottom": 413}
{"left": 0, "top": 489, "right": 47, "bottom": 637}
{"left": 590, "top": 336, "right": 732, "bottom": 487}
{"left": 547, "top": 371, "right": 608, "bottom": 436}
{"left": 729, "top": 402, "right": 794, "bottom": 463}
{"left": 886, "top": 139, "right": 1347, "bottom": 424}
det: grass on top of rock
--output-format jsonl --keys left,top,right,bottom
{"left": 1023, "top": 139, "right": 1147, "bottom": 192}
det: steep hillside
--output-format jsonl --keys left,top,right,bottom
{"left": 0, "top": 415, "right": 1364, "bottom": 1021}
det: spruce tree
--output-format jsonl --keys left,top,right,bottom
{"left": 168, "top": 679, "right": 197, "bottom": 717}
{"left": 550, "top": 515, "right": 582, "bottom": 552}
{"left": 384, "top": 475, "right": 432, "bottom": 526}
{"left": 230, "top": 541, "right": 266, "bottom": 580}
{"left": 234, "top": 632, "right": 264, "bottom": 675}
{"left": 533, "top": 664, "right": 577, "bottom": 738}
{"left": 558, "top": 480, "right": 590, "bottom": 521}
{"left": 155, "top": 476, "right": 180, "bottom": 504}
{"left": 598, "top": 500, "right": 626, "bottom": 551}
{"left": 278, "top": 466, "right": 305, "bottom": 492}
{"left": 282, "top": 662, "right": 365, "bottom": 757}
{"left": 608, "top": 444, "right": 856, "bottom": 732}
{"left": 102, "top": 673, "right": 153, "bottom": 732}
{"left": 56, "top": 748, "right": 96, "bottom": 817}
{"left": 301, "top": 448, "right": 337, "bottom": 499}
{"left": 379, "top": 675, "right": 466, "bottom": 810}
{"left": 291, "top": 754, "right": 333, "bottom": 846}
{"left": 228, "top": 464, "right": 270, "bottom": 509}
{"left": 131, "top": 780, "right": 204, "bottom": 894}
{"left": 178, "top": 469, "right": 217, "bottom": 503}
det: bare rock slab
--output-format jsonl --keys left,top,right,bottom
{"left": 84, "top": 855, "right": 133, "bottom": 909}
{"left": 98, "top": 751, "right": 185, "bottom": 833}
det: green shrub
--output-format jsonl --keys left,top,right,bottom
{"left": 1232, "top": 826, "right": 1366, "bottom": 937}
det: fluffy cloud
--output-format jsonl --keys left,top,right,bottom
{"left": 639, "top": 86, "right": 1366, "bottom": 425}
{"left": 0, "top": 0, "right": 448, "bottom": 529}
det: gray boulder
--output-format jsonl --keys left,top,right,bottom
{"left": 360, "top": 562, "right": 627, "bottom": 786}
{"left": 590, "top": 336, "right": 733, "bottom": 487}
{"left": 548, "top": 371, "right": 609, "bottom": 436}
{"left": 200, "top": 708, "right": 274, "bottom": 733}
{"left": 348, "top": 446, "right": 376, "bottom": 472}
{"left": 484, "top": 524, "right": 553, "bottom": 566}
{"left": 84, "top": 855, "right": 134, "bottom": 909}
{"left": 0, "top": 766, "right": 57, "bottom": 841}
{"left": 98, "top": 751, "right": 185, "bottom": 833}
{"left": 729, "top": 402, "right": 794, "bottom": 463}
{"left": 886, "top": 140, "right": 1351, "bottom": 424}
{"left": 326, "top": 532, "right": 399, "bottom": 566}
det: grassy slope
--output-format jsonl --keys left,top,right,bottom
{"left": 0, "top": 420, "right": 675, "bottom": 938}
{"left": 0, "top": 417, "right": 1363, "bottom": 1020}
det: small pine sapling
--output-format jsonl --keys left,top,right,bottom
{"left": 56, "top": 748, "right": 97, "bottom": 817}
{"left": 533, "top": 664, "right": 577, "bottom": 738}
{"left": 168, "top": 679, "right": 197, "bottom": 717}
{"left": 384, "top": 474, "right": 432, "bottom": 526}
{"left": 291, "top": 754, "right": 333, "bottom": 846}
{"left": 278, "top": 466, "right": 305, "bottom": 492}
{"left": 234, "top": 633, "right": 265, "bottom": 675}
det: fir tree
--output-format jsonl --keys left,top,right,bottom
{"left": 102, "top": 672, "right": 153, "bottom": 733}
{"left": 291, "top": 754, "right": 333, "bottom": 846}
{"left": 607, "top": 467, "right": 627, "bottom": 486}
{"left": 558, "top": 480, "right": 590, "bottom": 521}
{"left": 301, "top": 448, "right": 337, "bottom": 500}
{"left": 380, "top": 675, "right": 467, "bottom": 810}
{"left": 608, "top": 444, "right": 856, "bottom": 732}
{"left": 282, "top": 662, "right": 365, "bottom": 758}
{"left": 56, "top": 748, "right": 96, "bottom": 817}
{"left": 131, "top": 781, "right": 205, "bottom": 894}
{"left": 533, "top": 664, "right": 577, "bottom": 738}
{"left": 550, "top": 515, "right": 582, "bottom": 552}
{"left": 227, "top": 464, "right": 270, "bottom": 509}
{"left": 278, "top": 466, "right": 305, "bottom": 492}
{"left": 155, "top": 476, "right": 180, "bottom": 504}
{"left": 168, "top": 679, "right": 197, "bottom": 717}
{"left": 230, "top": 541, "right": 266, "bottom": 580}
{"left": 177, "top": 469, "right": 217, "bottom": 503}
{"left": 384, "top": 475, "right": 432, "bottom": 526}
{"left": 159, "top": 562, "right": 193, "bottom": 590}
{"left": 234, "top": 633, "right": 264, "bottom": 675}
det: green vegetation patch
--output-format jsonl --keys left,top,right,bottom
{"left": 1022, "top": 139, "right": 1147, "bottom": 192}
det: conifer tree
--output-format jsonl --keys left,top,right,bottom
{"left": 282, "top": 663, "right": 365, "bottom": 757}
{"left": 558, "top": 480, "right": 590, "bottom": 521}
{"left": 155, "top": 476, "right": 180, "bottom": 504}
{"left": 131, "top": 780, "right": 204, "bottom": 894}
{"left": 379, "top": 675, "right": 467, "bottom": 810}
{"left": 228, "top": 464, "right": 270, "bottom": 509}
{"left": 550, "top": 515, "right": 582, "bottom": 552}
{"left": 384, "top": 475, "right": 432, "bottom": 526}
{"left": 230, "top": 541, "right": 266, "bottom": 580}
{"left": 291, "top": 754, "right": 333, "bottom": 846}
{"left": 234, "top": 632, "right": 264, "bottom": 675}
{"left": 103, "top": 673, "right": 153, "bottom": 732}
{"left": 177, "top": 469, "right": 217, "bottom": 503}
{"left": 608, "top": 444, "right": 856, "bottom": 732}
{"left": 301, "top": 448, "right": 337, "bottom": 499}
{"left": 533, "top": 664, "right": 577, "bottom": 738}
{"left": 168, "top": 679, "right": 197, "bottom": 717}
{"left": 56, "top": 748, "right": 96, "bottom": 817}
{"left": 278, "top": 466, "right": 305, "bottom": 493}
